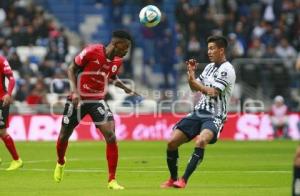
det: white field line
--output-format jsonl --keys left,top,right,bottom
{"left": 0, "top": 152, "right": 287, "bottom": 164}
{"left": 0, "top": 167, "right": 291, "bottom": 174}
{"left": 0, "top": 154, "right": 287, "bottom": 165}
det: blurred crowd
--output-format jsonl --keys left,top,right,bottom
{"left": 172, "top": 0, "right": 300, "bottom": 110}
{"left": 0, "top": 0, "right": 300, "bottom": 112}
{"left": 174, "top": 0, "right": 300, "bottom": 61}
{"left": 106, "top": 0, "right": 300, "bottom": 110}
{"left": 0, "top": 0, "right": 69, "bottom": 106}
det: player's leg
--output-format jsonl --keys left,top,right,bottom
{"left": 0, "top": 128, "right": 23, "bottom": 171}
{"left": 184, "top": 129, "right": 213, "bottom": 179}
{"left": 173, "top": 129, "right": 214, "bottom": 188}
{"left": 0, "top": 104, "right": 22, "bottom": 171}
{"left": 89, "top": 100, "right": 124, "bottom": 189}
{"left": 174, "top": 117, "right": 222, "bottom": 188}
{"left": 54, "top": 99, "right": 81, "bottom": 182}
{"left": 161, "top": 129, "right": 189, "bottom": 188}
{"left": 96, "top": 121, "right": 124, "bottom": 190}
{"left": 96, "top": 121, "right": 117, "bottom": 180}
{"left": 293, "top": 146, "right": 300, "bottom": 196}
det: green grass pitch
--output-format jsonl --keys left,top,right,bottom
{"left": 0, "top": 140, "right": 296, "bottom": 195}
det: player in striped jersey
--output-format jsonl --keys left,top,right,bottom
{"left": 161, "top": 35, "right": 236, "bottom": 188}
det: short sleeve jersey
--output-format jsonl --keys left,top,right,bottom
{"left": 195, "top": 61, "right": 236, "bottom": 120}
{"left": 74, "top": 44, "right": 122, "bottom": 100}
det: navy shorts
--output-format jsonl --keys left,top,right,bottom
{"left": 62, "top": 98, "right": 114, "bottom": 130}
{"left": 0, "top": 101, "right": 9, "bottom": 129}
{"left": 174, "top": 110, "right": 224, "bottom": 144}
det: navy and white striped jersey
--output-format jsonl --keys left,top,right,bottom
{"left": 194, "top": 61, "right": 236, "bottom": 121}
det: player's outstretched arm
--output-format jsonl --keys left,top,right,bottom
{"left": 186, "top": 59, "right": 220, "bottom": 97}
{"left": 111, "top": 75, "right": 141, "bottom": 96}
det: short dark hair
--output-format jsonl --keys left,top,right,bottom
{"left": 207, "top": 35, "right": 228, "bottom": 49}
{"left": 112, "top": 30, "right": 132, "bottom": 42}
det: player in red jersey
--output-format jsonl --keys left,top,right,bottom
{"left": 54, "top": 30, "right": 138, "bottom": 189}
{"left": 0, "top": 55, "right": 23, "bottom": 170}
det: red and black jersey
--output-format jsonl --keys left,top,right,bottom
{"left": 0, "top": 55, "right": 14, "bottom": 99}
{"left": 74, "top": 44, "right": 122, "bottom": 100}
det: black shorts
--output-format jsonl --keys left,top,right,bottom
{"left": 0, "top": 101, "right": 9, "bottom": 129}
{"left": 174, "top": 110, "right": 224, "bottom": 144}
{"left": 61, "top": 98, "right": 114, "bottom": 130}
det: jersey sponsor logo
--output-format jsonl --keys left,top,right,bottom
{"left": 213, "top": 71, "right": 218, "bottom": 78}
{"left": 112, "top": 65, "right": 118, "bottom": 73}
{"left": 91, "top": 77, "right": 104, "bottom": 84}
{"left": 82, "top": 84, "right": 101, "bottom": 93}
{"left": 220, "top": 71, "right": 228, "bottom": 79}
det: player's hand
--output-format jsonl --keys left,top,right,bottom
{"left": 2, "top": 94, "right": 11, "bottom": 106}
{"left": 187, "top": 69, "right": 194, "bottom": 81}
{"left": 206, "top": 88, "right": 219, "bottom": 97}
{"left": 207, "top": 88, "right": 215, "bottom": 96}
{"left": 71, "top": 92, "right": 81, "bottom": 108}
{"left": 186, "top": 59, "right": 197, "bottom": 81}
{"left": 186, "top": 59, "right": 197, "bottom": 72}
{"left": 124, "top": 88, "right": 142, "bottom": 97}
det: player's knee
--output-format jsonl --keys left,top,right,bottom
{"left": 104, "top": 131, "right": 116, "bottom": 143}
{"left": 58, "top": 134, "right": 68, "bottom": 142}
{"left": 0, "top": 129, "right": 6, "bottom": 137}
{"left": 195, "top": 137, "right": 209, "bottom": 148}
{"left": 167, "top": 140, "right": 179, "bottom": 150}
{"left": 58, "top": 128, "right": 72, "bottom": 142}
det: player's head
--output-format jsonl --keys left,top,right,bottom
{"left": 110, "top": 30, "right": 132, "bottom": 58}
{"left": 207, "top": 35, "right": 228, "bottom": 63}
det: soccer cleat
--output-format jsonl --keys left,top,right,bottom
{"left": 107, "top": 180, "right": 125, "bottom": 190}
{"left": 160, "top": 178, "right": 176, "bottom": 188}
{"left": 173, "top": 178, "right": 187, "bottom": 188}
{"left": 6, "top": 159, "right": 23, "bottom": 171}
{"left": 54, "top": 162, "right": 65, "bottom": 183}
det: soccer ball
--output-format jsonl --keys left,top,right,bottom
{"left": 139, "top": 5, "right": 161, "bottom": 27}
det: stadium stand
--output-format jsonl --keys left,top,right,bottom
{"left": 0, "top": 0, "right": 300, "bottom": 113}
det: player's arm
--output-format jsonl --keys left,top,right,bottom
{"left": 3, "top": 74, "right": 15, "bottom": 106}
{"left": 187, "top": 71, "right": 220, "bottom": 97}
{"left": 111, "top": 75, "right": 141, "bottom": 96}
{"left": 69, "top": 47, "right": 90, "bottom": 106}
{"left": 67, "top": 61, "right": 81, "bottom": 106}
{"left": 2, "top": 60, "right": 15, "bottom": 106}
{"left": 186, "top": 59, "right": 220, "bottom": 97}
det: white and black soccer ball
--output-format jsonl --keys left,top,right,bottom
{"left": 139, "top": 5, "right": 161, "bottom": 28}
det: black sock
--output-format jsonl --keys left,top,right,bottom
{"left": 293, "top": 166, "right": 300, "bottom": 196}
{"left": 167, "top": 150, "right": 178, "bottom": 180}
{"left": 182, "top": 147, "right": 204, "bottom": 182}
